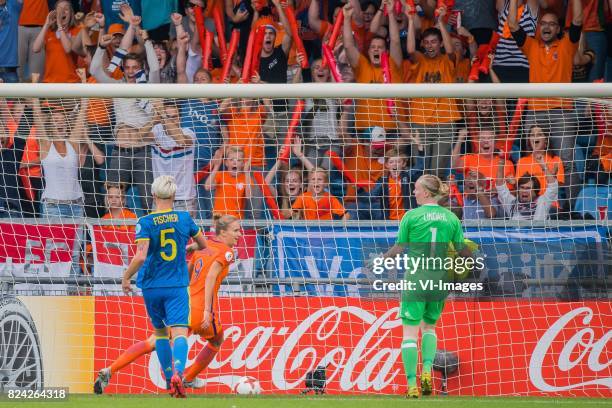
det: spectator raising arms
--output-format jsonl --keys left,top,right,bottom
{"left": 462, "top": 169, "right": 501, "bottom": 220}
{"left": 343, "top": 0, "right": 403, "bottom": 135}
{"left": 90, "top": 4, "right": 160, "bottom": 213}
{"left": 265, "top": 163, "right": 306, "bottom": 220}
{"left": 176, "top": 30, "right": 223, "bottom": 219}
{"left": 153, "top": 41, "right": 177, "bottom": 83}
{"left": 464, "top": 98, "right": 508, "bottom": 151}
{"left": 32, "top": 97, "right": 104, "bottom": 275}
{"left": 0, "top": 97, "right": 30, "bottom": 218}
{"left": 259, "top": 0, "right": 293, "bottom": 86}
{"left": 452, "top": 127, "right": 515, "bottom": 190}
{"left": 516, "top": 125, "right": 565, "bottom": 200}
{"left": 496, "top": 155, "right": 558, "bottom": 220}
{"left": 219, "top": 88, "right": 273, "bottom": 219}
{"left": 150, "top": 99, "right": 197, "bottom": 217}
{"left": 258, "top": 0, "right": 294, "bottom": 158}
{"left": 205, "top": 146, "right": 253, "bottom": 219}
{"left": 219, "top": 92, "right": 272, "bottom": 172}
{"left": 492, "top": 0, "right": 542, "bottom": 83}
{"left": 33, "top": 1, "right": 82, "bottom": 83}
{"left": 291, "top": 167, "right": 349, "bottom": 220}
{"left": 509, "top": 0, "right": 583, "bottom": 208}
{"left": 406, "top": 4, "right": 461, "bottom": 179}
{"left": 452, "top": 28, "right": 478, "bottom": 83}
{"left": 31, "top": 98, "right": 104, "bottom": 218}
{"left": 264, "top": 137, "right": 315, "bottom": 219}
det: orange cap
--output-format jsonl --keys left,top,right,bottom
{"left": 108, "top": 23, "right": 125, "bottom": 36}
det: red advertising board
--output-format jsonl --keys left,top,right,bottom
{"left": 92, "top": 227, "right": 257, "bottom": 278}
{"left": 0, "top": 223, "right": 77, "bottom": 264}
{"left": 94, "top": 297, "right": 612, "bottom": 397}
{"left": 0, "top": 223, "right": 77, "bottom": 277}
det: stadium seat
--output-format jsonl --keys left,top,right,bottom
{"left": 574, "top": 185, "right": 612, "bottom": 220}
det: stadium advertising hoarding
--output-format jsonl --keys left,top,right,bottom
{"left": 0, "top": 223, "right": 77, "bottom": 277}
{"left": 92, "top": 297, "right": 611, "bottom": 396}
{"left": 0, "top": 224, "right": 608, "bottom": 396}
{"left": 272, "top": 225, "right": 608, "bottom": 297}
{"left": 3, "top": 295, "right": 609, "bottom": 396}
{"left": 0, "top": 223, "right": 78, "bottom": 294}
{"left": 91, "top": 226, "right": 257, "bottom": 293}
{"left": 7, "top": 296, "right": 95, "bottom": 393}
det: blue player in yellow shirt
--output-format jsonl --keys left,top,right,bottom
{"left": 122, "top": 176, "right": 208, "bottom": 398}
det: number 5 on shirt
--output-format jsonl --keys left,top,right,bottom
{"left": 160, "top": 228, "right": 177, "bottom": 261}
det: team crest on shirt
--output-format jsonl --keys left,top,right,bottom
{"left": 236, "top": 183, "right": 245, "bottom": 191}
{"left": 553, "top": 51, "right": 558, "bottom": 61}
{"left": 225, "top": 251, "right": 234, "bottom": 262}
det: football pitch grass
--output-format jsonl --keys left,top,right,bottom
{"left": 2, "top": 395, "right": 611, "bottom": 408}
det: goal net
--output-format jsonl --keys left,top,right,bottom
{"left": 0, "top": 83, "right": 609, "bottom": 397}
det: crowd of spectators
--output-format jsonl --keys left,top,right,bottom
{"left": 0, "top": 0, "right": 611, "bottom": 226}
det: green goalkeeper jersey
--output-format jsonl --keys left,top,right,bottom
{"left": 396, "top": 204, "right": 466, "bottom": 275}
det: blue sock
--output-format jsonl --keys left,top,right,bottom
{"left": 155, "top": 337, "right": 173, "bottom": 382}
{"left": 173, "top": 335, "right": 188, "bottom": 376}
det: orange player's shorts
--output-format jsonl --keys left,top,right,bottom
{"left": 190, "top": 307, "right": 223, "bottom": 339}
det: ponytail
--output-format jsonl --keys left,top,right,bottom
{"left": 418, "top": 174, "right": 450, "bottom": 199}
{"left": 214, "top": 214, "right": 239, "bottom": 235}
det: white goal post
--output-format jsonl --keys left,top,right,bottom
{"left": 0, "top": 83, "right": 609, "bottom": 397}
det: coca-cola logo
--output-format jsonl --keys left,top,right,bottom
{"left": 99, "top": 298, "right": 612, "bottom": 396}
{"left": 529, "top": 306, "right": 612, "bottom": 392}
{"left": 148, "top": 306, "right": 402, "bottom": 391}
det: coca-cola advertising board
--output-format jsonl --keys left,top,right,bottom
{"left": 94, "top": 297, "right": 611, "bottom": 396}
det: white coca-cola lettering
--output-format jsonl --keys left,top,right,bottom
{"left": 271, "top": 306, "right": 401, "bottom": 391}
{"left": 147, "top": 305, "right": 403, "bottom": 391}
{"left": 231, "top": 326, "right": 275, "bottom": 370}
{"left": 338, "top": 308, "right": 401, "bottom": 390}
{"left": 529, "top": 307, "right": 612, "bottom": 392}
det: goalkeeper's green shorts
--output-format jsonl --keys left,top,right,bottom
{"left": 399, "top": 300, "right": 446, "bottom": 326}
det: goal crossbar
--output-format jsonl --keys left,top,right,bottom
{"left": 2, "top": 83, "right": 611, "bottom": 99}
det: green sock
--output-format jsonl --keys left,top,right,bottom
{"left": 422, "top": 331, "right": 437, "bottom": 374}
{"left": 401, "top": 339, "right": 418, "bottom": 387}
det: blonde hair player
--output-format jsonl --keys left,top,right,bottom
{"left": 121, "top": 175, "right": 208, "bottom": 398}
{"left": 95, "top": 215, "right": 242, "bottom": 395}
{"left": 381, "top": 174, "right": 473, "bottom": 398}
